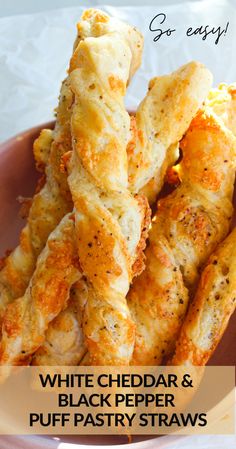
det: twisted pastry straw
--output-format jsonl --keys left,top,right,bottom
{"left": 128, "top": 61, "right": 213, "bottom": 204}
{"left": 128, "top": 101, "right": 236, "bottom": 366}
{"left": 71, "top": 9, "right": 143, "bottom": 84}
{"left": 67, "top": 32, "right": 149, "bottom": 366}
{"left": 33, "top": 62, "right": 213, "bottom": 366}
{"left": 171, "top": 227, "right": 236, "bottom": 366}
{"left": 0, "top": 213, "right": 80, "bottom": 366}
{"left": 170, "top": 84, "right": 236, "bottom": 367}
{"left": 0, "top": 12, "right": 145, "bottom": 367}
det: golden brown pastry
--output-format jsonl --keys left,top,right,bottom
{"left": 128, "top": 61, "right": 213, "bottom": 203}
{"left": 24, "top": 10, "right": 145, "bottom": 368}
{"left": 171, "top": 227, "right": 236, "bottom": 366}
{"left": 32, "top": 279, "right": 87, "bottom": 366}
{"left": 67, "top": 30, "right": 149, "bottom": 366}
{"left": 71, "top": 8, "right": 143, "bottom": 84}
{"left": 0, "top": 12, "right": 145, "bottom": 368}
{"left": 128, "top": 105, "right": 236, "bottom": 366}
{"left": 164, "top": 83, "right": 236, "bottom": 188}
{"left": 0, "top": 214, "right": 80, "bottom": 365}
{"left": 33, "top": 61, "right": 213, "bottom": 367}
{"left": 2, "top": 9, "right": 232, "bottom": 370}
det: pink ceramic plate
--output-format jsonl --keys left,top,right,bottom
{"left": 0, "top": 123, "right": 235, "bottom": 448}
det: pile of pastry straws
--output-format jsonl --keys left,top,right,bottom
{"left": 0, "top": 9, "right": 235, "bottom": 369}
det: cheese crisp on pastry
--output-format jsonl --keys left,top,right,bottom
{"left": 71, "top": 8, "right": 143, "bottom": 83}
{"left": 128, "top": 61, "right": 213, "bottom": 203}
{"left": 0, "top": 214, "right": 80, "bottom": 366}
{"left": 128, "top": 104, "right": 236, "bottom": 366}
{"left": 171, "top": 228, "right": 236, "bottom": 366}
{"left": 206, "top": 82, "right": 236, "bottom": 134}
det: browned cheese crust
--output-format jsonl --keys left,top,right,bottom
{"left": 171, "top": 228, "right": 236, "bottom": 365}
{"left": 128, "top": 61, "right": 213, "bottom": 203}
{"left": 0, "top": 214, "right": 80, "bottom": 366}
{"left": 128, "top": 106, "right": 236, "bottom": 365}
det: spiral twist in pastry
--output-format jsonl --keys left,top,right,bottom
{"left": 0, "top": 213, "right": 80, "bottom": 365}
{"left": 171, "top": 227, "right": 236, "bottom": 366}
{"left": 128, "top": 98, "right": 236, "bottom": 365}
{"left": 67, "top": 30, "right": 149, "bottom": 365}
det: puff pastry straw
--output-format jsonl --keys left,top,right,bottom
{"left": 33, "top": 61, "right": 213, "bottom": 366}
{"left": 0, "top": 13, "right": 145, "bottom": 367}
{"left": 128, "top": 61, "right": 213, "bottom": 203}
{"left": 0, "top": 214, "right": 80, "bottom": 366}
{"left": 32, "top": 8, "right": 146, "bottom": 366}
{"left": 128, "top": 103, "right": 236, "bottom": 366}
{"left": 67, "top": 32, "right": 149, "bottom": 366}
{"left": 171, "top": 227, "right": 236, "bottom": 366}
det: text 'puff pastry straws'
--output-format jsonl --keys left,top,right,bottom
{"left": 67, "top": 31, "right": 150, "bottom": 366}
{"left": 128, "top": 103, "right": 236, "bottom": 366}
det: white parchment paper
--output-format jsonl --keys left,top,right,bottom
{"left": 0, "top": 0, "right": 236, "bottom": 141}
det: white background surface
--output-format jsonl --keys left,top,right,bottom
{"left": 0, "top": 0, "right": 235, "bottom": 448}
